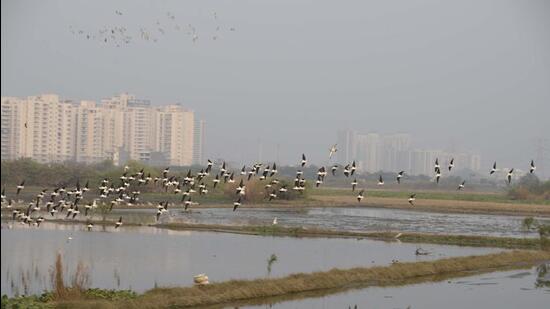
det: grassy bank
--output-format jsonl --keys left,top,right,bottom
{"left": 3, "top": 217, "right": 546, "bottom": 250}
{"left": 314, "top": 187, "right": 550, "bottom": 204}
{"left": 157, "top": 222, "right": 548, "bottom": 250}
{"left": 311, "top": 194, "right": 550, "bottom": 216}
{"left": 38, "top": 250, "right": 550, "bottom": 308}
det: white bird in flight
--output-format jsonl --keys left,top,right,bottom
{"left": 490, "top": 162, "right": 497, "bottom": 175}
{"left": 530, "top": 160, "right": 536, "bottom": 173}
{"left": 329, "top": 144, "right": 338, "bottom": 159}
{"left": 377, "top": 175, "right": 384, "bottom": 186}
{"left": 408, "top": 194, "right": 416, "bottom": 206}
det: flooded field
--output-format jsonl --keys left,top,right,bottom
{"left": 110, "top": 206, "right": 548, "bottom": 238}
{"left": 243, "top": 265, "right": 550, "bottom": 309}
{"left": 1, "top": 221, "right": 500, "bottom": 297}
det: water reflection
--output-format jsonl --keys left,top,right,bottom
{"left": 113, "top": 207, "right": 546, "bottom": 238}
{"left": 242, "top": 266, "right": 550, "bottom": 309}
{"left": 4, "top": 206, "right": 547, "bottom": 238}
{"left": 1, "top": 222, "right": 499, "bottom": 297}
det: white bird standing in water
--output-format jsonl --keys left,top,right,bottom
{"left": 272, "top": 217, "right": 278, "bottom": 225}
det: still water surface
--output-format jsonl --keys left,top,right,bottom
{"left": 242, "top": 265, "right": 550, "bottom": 309}
{"left": 1, "top": 221, "right": 499, "bottom": 296}
{"left": 112, "top": 206, "right": 547, "bottom": 238}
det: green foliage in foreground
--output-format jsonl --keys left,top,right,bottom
{"left": 1, "top": 289, "right": 137, "bottom": 309}
{"left": 82, "top": 288, "right": 137, "bottom": 300}
{"left": 1, "top": 294, "right": 52, "bottom": 309}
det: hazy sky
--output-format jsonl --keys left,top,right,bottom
{"left": 2, "top": 0, "right": 549, "bottom": 171}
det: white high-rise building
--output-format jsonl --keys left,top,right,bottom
{"left": 153, "top": 104, "right": 194, "bottom": 166}
{"left": 193, "top": 119, "right": 205, "bottom": 165}
{"left": 337, "top": 130, "right": 357, "bottom": 164}
{"left": 1, "top": 97, "right": 30, "bottom": 160}
{"left": 123, "top": 99, "right": 154, "bottom": 162}
{"left": 1, "top": 94, "right": 78, "bottom": 163}
{"left": 1, "top": 93, "right": 203, "bottom": 166}
{"left": 336, "top": 129, "right": 480, "bottom": 175}
{"left": 381, "top": 134, "right": 412, "bottom": 172}
{"left": 355, "top": 133, "right": 380, "bottom": 172}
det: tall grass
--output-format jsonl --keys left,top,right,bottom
{"left": 53, "top": 250, "right": 550, "bottom": 308}
{"left": 49, "top": 253, "right": 91, "bottom": 301}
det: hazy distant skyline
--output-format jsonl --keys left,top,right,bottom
{"left": 2, "top": 0, "right": 549, "bottom": 172}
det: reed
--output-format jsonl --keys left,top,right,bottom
{"left": 53, "top": 250, "right": 550, "bottom": 308}
{"left": 49, "top": 253, "right": 91, "bottom": 301}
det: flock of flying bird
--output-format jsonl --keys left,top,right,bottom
{"left": 68, "top": 10, "right": 236, "bottom": 47}
{"left": 0, "top": 143, "right": 538, "bottom": 230}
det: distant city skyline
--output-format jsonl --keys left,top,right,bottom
{"left": 2, "top": 0, "right": 549, "bottom": 176}
{"left": 337, "top": 130, "right": 481, "bottom": 176}
{"left": 1, "top": 91, "right": 547, "bottom": 179}
{"left": 1, "top": 93, "right": 203, "bottom": 166}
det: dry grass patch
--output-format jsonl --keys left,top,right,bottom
{"left": 312, "top": 194, "right": 550, "bottom": 216}
{"left": 55, "top": 250, "right": 550, "bottom": 308}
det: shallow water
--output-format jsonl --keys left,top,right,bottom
{"left": 111, "top": 206, "right": 547, "bottom": 238}
{"left": 1, "top": 222, "right": 500, "bottom": 297}
{"left": 3, "top": 206, "right": 546, "bottom": 238}
{"left": 242, "top": 265, "right": 550, "bottom": 309}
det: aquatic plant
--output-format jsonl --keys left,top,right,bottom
{"left": 535, "top": 263, "right": 549, "bottom": 288}
{"left": 5, "top": 250, "right": 549, "bottom": 308}
{"left": 538, "top": 224, "right": 550, "bottom": 249}
{"left": 48, "top": 253, "right": 91, "bottom": 301}
{"left": 71, "top": 250, "right": 550, "bottom": 308}
{"left": 266, "top": 254, "right": 278, "bottom": 276}
{"left": 0, "top": 294, "right": 52, "bottom": 309}
{"left": 522, "top": 217, "right": 536, "bottom": 231}
{"left": 83, "top": 288, "right": 137, "bottom": 300}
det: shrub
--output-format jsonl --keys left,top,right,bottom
{"left": 507, "top": 174, "right": 550, "bottom": 201}
{"left": 522, "top": 217, "right": 536, "bottom": 231}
